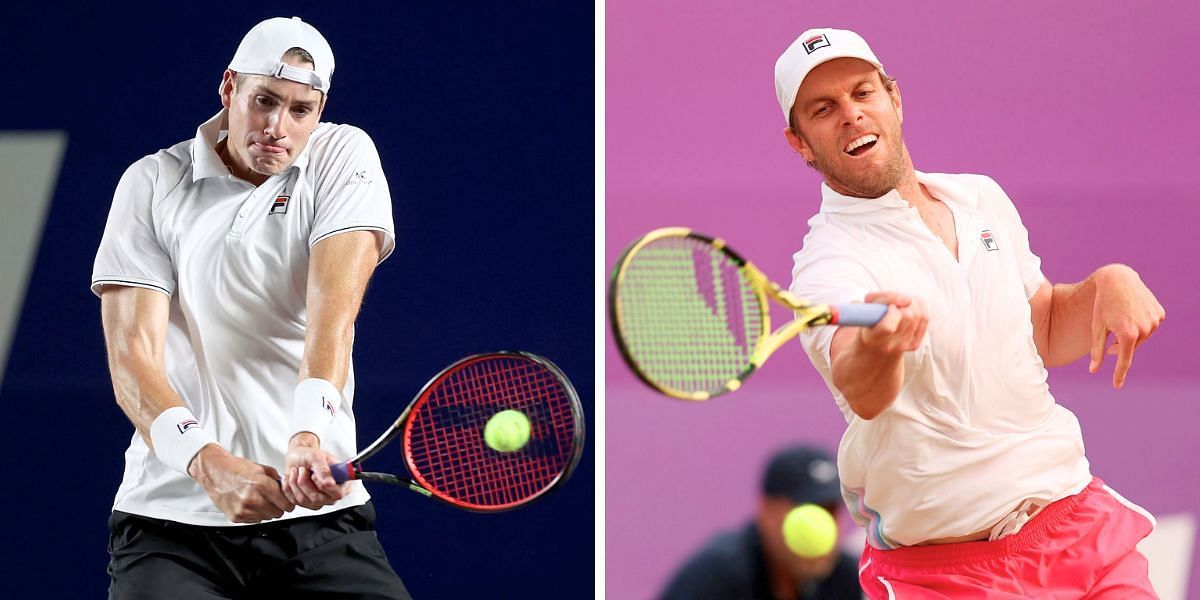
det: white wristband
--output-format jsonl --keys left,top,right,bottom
{"left": 149, "top": 406, "right": 218, "bottom": 476}
{"left": 291, "top": 378, "right": 342, "bottom": 443}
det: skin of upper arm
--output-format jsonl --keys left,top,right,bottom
{"left": 300, "top": 231, "right": 383, "bottom": 387}
{"left": 99, "top": 285, "right": 173, "bottom": 435}
{"left": 828, "top": 325, "right": 856, "bottom": 366}
{"left": 100, "top": 285, "right": 170, "bottom": 371}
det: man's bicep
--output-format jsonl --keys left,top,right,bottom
{"left": 828, "top": 324, "right": 858, "bottom": 369}
{"left": 100, "top": 285, "right": 171, "bottom": 367}
{"left": 308, "top": 230, "right": 383, "bottom": 297}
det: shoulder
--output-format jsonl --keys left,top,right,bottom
{"left": 303, "top": 123, "right": 384, "bottom": 187}
{"left": 306, "top": 123, "right": 380, "bottom": 160}
{"left": 659, "top": 528, "right": 754, "bottom": 600}
{"left": 681, "top": 528, "right": 754, "bottom": 575}
{"left": 116, "top": 138, "right": 192, "bottom": 199}
{"left": 923, "top": 171, "right": 1011, "bottom": 204}
{"left": 921, "top": 171, "right": 999, "bottom": 188}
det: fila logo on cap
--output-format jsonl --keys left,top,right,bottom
{"left": 269, "top": 195, "right": 290, "bottom": 215}
{"left": 980, "top": 229, "right": 999, "bottom": 251}
{"left": 176, "top": 419, "right": 199, "bottom": 434}
{"left": 803, "top": 34, "right": 831, "bottom": 54}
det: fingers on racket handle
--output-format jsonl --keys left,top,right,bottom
{"left": 834, "top": 303, "right": 889, "bottom": 327}
{"left": 329, "top": 461, "right": 357, "bottom": 484}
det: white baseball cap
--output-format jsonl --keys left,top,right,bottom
{"left": 228, "top": 17, "right": 335, "bottom": 94}
{"left": 774, "top": 28, "right": 886, "bottom": 125}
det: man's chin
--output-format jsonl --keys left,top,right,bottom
{"left": 251, "top": 158, "right": 292, "bottom": 176}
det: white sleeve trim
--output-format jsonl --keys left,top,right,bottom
{"left": 309, "top": 224, "right": 396, "bottom": 265}
{"left": 91, "top": 275, "right": 174, "bottom": 298}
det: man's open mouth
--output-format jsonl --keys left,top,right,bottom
{"left": 844, "top": 134, "right": 878, "bottom": 157}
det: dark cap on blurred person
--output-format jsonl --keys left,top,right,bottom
{"left": 762, "top": 445, "right": 841, "bottom": 505}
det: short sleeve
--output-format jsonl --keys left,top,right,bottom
{"left": 308, "top": 126, "right": 396, "bottom": 263}
{"left": 789, "top": 239, "right": 879, "bottom": 373}
{"left": 981, "top": 176, "right": 1046, "bottom": 299}
{"left": 91, "top": 157, "right": 175, "bottom": 297}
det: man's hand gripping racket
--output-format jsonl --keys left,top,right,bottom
{"left": 326, "top": 351, "right": 585, "bottom": 512}
{"left": 608, "top": 227, "right": 888, "bottom": 400}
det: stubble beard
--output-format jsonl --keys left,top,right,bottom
{"left": 812, "top": 126, "right": 909, "bottom": 199}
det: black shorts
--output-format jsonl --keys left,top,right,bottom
{"left": 107, "top": 502, "right": 411, "bottom": 600}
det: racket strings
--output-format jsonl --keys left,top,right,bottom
{"left": 615, "top": 237, "right": 763, "bottom": 393}
{"left": 405, "top": 356, "right": 577, "bottom": 509}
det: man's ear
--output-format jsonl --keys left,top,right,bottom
{"left": 784, "top": 126, "right": 815, "bottom": 163}
{"left": 218, "top": 70, "right": 236, "bottom": 109}
{"left": 890, "top": 80, "right": 903, "bottom": 123}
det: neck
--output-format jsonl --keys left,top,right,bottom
{"left": 891, "top": 153, "right": 935, "bottom": 209}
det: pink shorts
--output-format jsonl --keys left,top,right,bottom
{"left": 858, "top": 478, "right": 1157, "bottom": 599}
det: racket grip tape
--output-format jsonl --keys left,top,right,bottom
{"left": 329, "top": 461, "right": 358, "bottom": 484}
{"left": 832, "top": 303, "right": 889, "bottom": 327}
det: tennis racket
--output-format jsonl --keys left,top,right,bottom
{"left": 608, "top": 227, "right": 887, "bottom": 401}
{"left": 329, "top": 351, "right": 585, "bottom": 512}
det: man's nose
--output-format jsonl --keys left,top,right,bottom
{"left": 838, "top": 102, "right": 865, "bottom": 126}
{"left": 264, "top": 110, "right": 287, "bottom": 139}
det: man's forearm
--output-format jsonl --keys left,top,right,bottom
{"left": 101, "top": 286, "right": 189, "bottom": 448}
{"left": 831, "top": 334, "right": 905, "bottom": 420}
{"left": 108, "top": 356, "right": 188, "bottom": 446}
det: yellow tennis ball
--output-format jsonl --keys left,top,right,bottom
{"left": 484, "top": 410, "right": 531, "bottom": 452}
{"left": 782, "top": 504, "right": 838, "bottom": 558}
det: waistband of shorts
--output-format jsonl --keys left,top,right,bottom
{"left": 111, "top": 500, "right": 375, "bottom": 535}
{"left": 867, "top": 477, "right": 1103, "bottom": 568}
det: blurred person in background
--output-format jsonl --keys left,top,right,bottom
{"left": 660, "top": 445, "right": 861, "bottom": 600}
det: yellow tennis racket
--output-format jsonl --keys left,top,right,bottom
{"left": 608, "top": 227, "right": 887, "bottom": 400}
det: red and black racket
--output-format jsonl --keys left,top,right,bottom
{"left": 329, "top": 352, "right": 584, "bottom": 512}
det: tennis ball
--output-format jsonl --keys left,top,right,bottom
{"left": 782, "top": 504, "right": 838, "bottom": 558}
{"left": 484, "top": 410, "right": 531, "bottom": 452}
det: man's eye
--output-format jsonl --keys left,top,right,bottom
{"left": 256, "top": 96, "right": 276, "bottom": 107}
{"left": 857, "top": 90, "right": 873, "bottom": 98}
{"left": 814, "top": 106, "right": 831, "bottom": 116}
{"left": 293, "top": 108, "right": 311, "bottom": 117}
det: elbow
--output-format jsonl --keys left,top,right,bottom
{"left": 835, "top": 380, "right": 891, "bottom": 420}
{"left": 848, "top": 398, "right": 886, "bottom": 421}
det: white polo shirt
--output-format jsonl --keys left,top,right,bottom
{"left": 91, "top": 109, "right": 395, "bottom": 526}
{"left": 790, "top": 171, "right": 1091, "bottom": 549}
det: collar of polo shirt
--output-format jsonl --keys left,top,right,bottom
{"left": 818, "top": 171, "right": 979, "bottom": 218}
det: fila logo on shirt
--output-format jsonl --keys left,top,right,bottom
{"left": 347, "top": 170, "right": 372, "bottom": 185}
{"left": 321, "top": 396, "right": 336, "bottom": 418}
{"left": 176, "top": 419, "right": 199, "bottom": 434}
{"left": 803, "top": 34, "right": 831, "bottom": 54}
{"left": 269, "top": 195, "right": 291, "bottom": 215}
{"left": 980, "top": 229, "right": 999, "bottom": 252}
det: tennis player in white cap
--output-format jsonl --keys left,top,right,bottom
{"left": 94, "top": 17, "right": 409, "bottom": 598}
{"left": 778, "top": 28, "right": 1164, "bottom": 597}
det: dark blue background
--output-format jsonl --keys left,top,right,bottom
{"left": 4, "top": 2, "right": 594, "bottom": 597}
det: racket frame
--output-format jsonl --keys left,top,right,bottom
{"left": 334, "top": 351, "right": 585, "bottom": 512}
{"left": 609, "top": 227, "right": 841, "bottom": 401}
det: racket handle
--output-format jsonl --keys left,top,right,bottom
{"left": 833, "top": 303, "right": 889, "bottom": 327}
{"left": 329, "top": 461, "right": 357, "bottom": 484}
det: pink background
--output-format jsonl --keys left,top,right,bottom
{"left": 606, "top": 1, "right": 1200, "bottom": 598}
